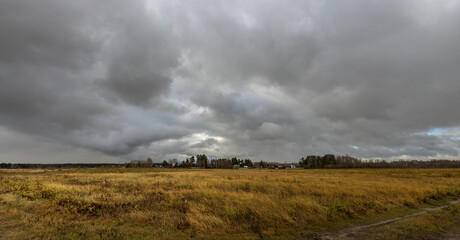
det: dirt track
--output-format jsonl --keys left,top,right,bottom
{"left": 313, "top": 199, "right": 460, "bottom": 240}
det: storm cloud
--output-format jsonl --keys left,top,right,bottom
{"left": 1, "top": 0, "right": 460, "bottom": 163}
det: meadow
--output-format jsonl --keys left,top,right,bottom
{"left": 1, "top": 168, "right": 460, "bottom": 239}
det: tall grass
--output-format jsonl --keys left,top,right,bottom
{"left": 1, "top": 168, "right": 460, "bottom": 239}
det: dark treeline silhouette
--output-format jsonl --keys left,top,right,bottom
{"left": 158, "top": 155, "right": 253, "bottom": 169}
{"left": 299, "top": 154, "right": 460, "bottom": 169}
{"left": 126, "top": 158, "right": 153, "bottom": 168}
{"left": 3, "top": 154, "right": 459, "bottom": 169}
{"left": 0, "top": 163, "right": 124, "bottom": 169}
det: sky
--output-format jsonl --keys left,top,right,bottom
{"left": 1, "top": 0, "right": 460, "bottom": 163}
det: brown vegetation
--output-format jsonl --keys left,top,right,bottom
{"left": 1, "top": 168, "right": 460, "bottom": 239}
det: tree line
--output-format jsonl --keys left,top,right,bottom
{"left": 159, "top": 155, "right": 253, "bottom": 169}
{"left": 2, "top": 154, "right": 459, "bottom": 169}
{"left": 299, "top": 154, "right": 460, "bottom": 168}
{"left": 0, "top": 163, "right": 124, "bottom": 169}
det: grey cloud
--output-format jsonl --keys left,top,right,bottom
{"left": 1, "top": 0, "right": 460, "bottom": 163}
{"left": 0, "top": 0, "right": 183, "bottom": 158}
{"left": 105, "top": 72, "right": 171, "bottom": 105}
{"left": 251, "top": 122, "right": 284, "bottom": 140}
{"left": 0, "top": 127, "right": 124, "bottom": 164}
{"left": 102, "top": 4, "right": 179, "bottom": 105}
{"left": 0, "top": 0, "right": 100, "bottom": 69}
{"left": 173, "top": 0, "right": 321, "bottom": 85}
{"left": 190, "top": 138, "right": 219, "bottom": 149}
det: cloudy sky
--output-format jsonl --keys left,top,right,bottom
{"left": 1, "top": 0, "right": 460, "bottom": 163}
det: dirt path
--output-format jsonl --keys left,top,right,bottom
{"left": 315, "top": 199, "right": 460, "bottom": 240}
{"left": 440, "top": 231, "right": 460, "bottom": 240}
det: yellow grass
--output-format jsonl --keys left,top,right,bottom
{"left": 1, "top": 168, "right": 460, "bottom": 239}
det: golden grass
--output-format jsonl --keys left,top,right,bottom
{"left": 1, "top": 168, "right": 460, "bottom": 239}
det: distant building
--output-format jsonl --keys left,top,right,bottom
{"left": 253, "top": 161, "right": 268, "bottom": 169}
{"left": 279, "top": 163, "right": 301, "bottom": 169}
{"left": 274, "top": 163, "right": 301, "bottom": 169}
{"left": 253, "top": 161, "right": 298, "bottom": 169}
{"left": 268, "top": 162, "right": 281, "bottom": 169}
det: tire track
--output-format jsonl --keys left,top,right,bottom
{"left": 316, "top": 199, "right": 460, "bottom": 240}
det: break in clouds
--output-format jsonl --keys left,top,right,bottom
{"left": 1, "top": 0, "right": 460, "bottom": 163}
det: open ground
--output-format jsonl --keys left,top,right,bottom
{"left": 1, "top": 168, "right": 460, "bottom": 239}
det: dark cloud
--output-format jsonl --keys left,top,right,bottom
{"left": 0, "top": 0, "right": 183, "bottom": 159}
{"left": 1, "top": 0, "right": 460, "bottom": 163}
{"left": 102, "top": 3, "right": 179, "bottom": 105}
{"left": 0, "top": 0, "right": 100, "bottom": 69}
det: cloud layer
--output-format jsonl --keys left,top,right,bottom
{"left": 1, "top": 0, "right": 460, "bottom": 163}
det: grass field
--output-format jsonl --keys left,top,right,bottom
{"left": 1, "top": 168, "right": 460, "bottom": 239}
{"left": 355, "top": 204, "right": 460, "bottom": 240}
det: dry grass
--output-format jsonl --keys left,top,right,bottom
{"left": 356, "top": 204, "right": 460, "bottom": 240}
{"left": 1, "top": 168, "right": 460, "bottom": 239}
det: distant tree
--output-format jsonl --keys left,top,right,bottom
{"left": 299, "top": 157, "right": 306, "bottom": 168}
{"left": 168, "top": 158, "right": 178, "bottom": 166}
{"left": 259, "top": 161, "right": 269, "bottom": 168}
{"left": 182, "top": 159, "right": 191, "bottom": 168}
{"left": 146, "top": 158, "right": 153, "bottom": 167}
{"left": 244, "top": 159, "right": 253, "bottom": 167}
{"left": 231, "top": 157, "right": 238, "bottom": 166}
{"left": 212, "top": 158, "right": 233, "bottom": 169}
{"left": 196, "top": 154, "right": 208, "bottom": 168}
{"left": 161, "top": 160, "right": 169, "bottom": 168}
{"left": 0, "top": 163, "right": 11, "bottom": 169}
{"left": 322, "top": 154, "right": 335, "bottom": 166}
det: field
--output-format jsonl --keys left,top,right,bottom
{"left": 1, "top": 168, "right": 460, "bottom": 239}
